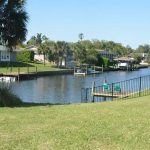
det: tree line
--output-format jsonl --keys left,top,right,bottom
{"left": 24, "top": 33, "right": 138, "bottom": 67}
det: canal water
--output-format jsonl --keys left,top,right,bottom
{"left": 11, "top": 68, "right": 150, "bottom": 104}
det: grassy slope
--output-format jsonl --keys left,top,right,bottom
{"left": 0, "top": 96, "right": 150, "bottom": 150}
{"left": 0, "top": 62, "right": 66, "bottom": 74}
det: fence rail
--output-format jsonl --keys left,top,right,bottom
{"left": 81, "top": 75, "right": 150, "bottom": 103}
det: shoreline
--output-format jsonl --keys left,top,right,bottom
{"left": 0, "top": 69, "right": 74, "bottom": 80}
{"left": 0, "top": 65, "right": 149, "bottom": 81}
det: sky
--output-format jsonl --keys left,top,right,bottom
{"left": 26, "top": 0, "right": 150, "bottom": 49}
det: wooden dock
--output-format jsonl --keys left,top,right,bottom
{"left": 92, "top": 91, "right": 139, "bottom": 99}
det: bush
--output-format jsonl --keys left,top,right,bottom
{"left": 16, "top": 50, "right": 34, "bottom": 62}
{"left": 103, "top": 57, "right": 110, "bottom": 68}
{"left": 96, "top": 56, "right": 110, "bottom": 68}
{"left": 0, "top": 85, "right": 22, "bottom": 107}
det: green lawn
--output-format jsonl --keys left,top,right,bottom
{"left": 0, "top": 62, "right": 66, "bottom": 74}
{"left": 0, "top": 96, "right": 150, "bottom": 150}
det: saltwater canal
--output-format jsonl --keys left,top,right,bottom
{"left": 11, "top": 68, "right": 150, "bottom": 104}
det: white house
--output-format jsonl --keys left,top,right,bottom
{"left": 26, "top": 45, "right": 45, "bottom": 62}
{"left": 0, "top": 45, "right": 16, "bottom": 62}
{"left": 114, "top": 57, "right": 135, "bottom": 70}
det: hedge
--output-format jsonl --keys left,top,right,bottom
{"left": 16, "top": 50, "right": 34, "bottom": 62}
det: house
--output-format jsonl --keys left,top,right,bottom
{"left": 0, "top": 45, "right": 16, "bottom": 62}
{"left": 114, "top": 57, "right": 135, "bottom": 70}
{"left": 59, "top": 53, "right": 75, "bottom": 69}
{"left": 129, "top": 52, "right": 149, "bottom": 65}
{"left": 97, "top": 50, "right": 114, "bottom": 62}
{"left": 26, "top": 45, "right": 45, "bottom": 62}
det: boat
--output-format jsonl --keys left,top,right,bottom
{"left": 0, "top": 76, "right": 16, "bottom": 83}
{"left": 74, "top": 64, "right": 101, "bottom": 75}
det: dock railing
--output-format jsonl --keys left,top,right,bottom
{"left": 81, "top": 75, "right": 150, "bottom": 103}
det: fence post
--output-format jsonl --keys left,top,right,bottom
{"left": 112, "top": 83, "right": 114, "bottom": 100}
{"left": 139, "top": 76, "right": 142, "bottom": 97}
{"left": 81, "top": 88, "right": 87, "bottom": 103}
{"left": 92, "top": 81, "right": 95, "bottom": 103}
{"left": 86, "top": 88, "right": 88, "bottom": 102}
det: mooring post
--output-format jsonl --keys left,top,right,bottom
{"left": 18, "top": 67, "right": 20, "bottom": 82}
{"left": 92, "top": 81, "right": 95, "bottom": 102}
{"left": 74, "top": 66, "right": 76, "bottom": 74}
{"left": 102, "top": 65, "right": 103, "bottom": 72}
{"left": 86, "top": 66, "right": 88, "bottom": 74}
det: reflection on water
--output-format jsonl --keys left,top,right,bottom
{"left": 11, "top": 68, "right": 150, "bottom": 104}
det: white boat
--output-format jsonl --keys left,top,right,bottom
{"left": 74, "top": 65, "right": 101, "bottom": 76}
{"left": 74, "top": 68, "right": 100, "bottom": 75}
{"left": 0, "top": 76, "right": 16, "bottom": 83}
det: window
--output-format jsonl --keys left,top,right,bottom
{"left": 1, "top": 51, "right": 10, "bottom": 61}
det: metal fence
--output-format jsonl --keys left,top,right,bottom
{"left": 81, "top": 75, "right": 150, "bottom": 103}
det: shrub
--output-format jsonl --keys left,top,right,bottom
{"left": 96, "top": 56, "right": 110, "bottom": 68}
{"left": 0, "top": 85, "right": 22, "bottom": 107}
{"left": 16, "top": 50, "right": 34, "bottom": 62}
{"left": 103, "top": 57, "right": 110, "bottom": 68}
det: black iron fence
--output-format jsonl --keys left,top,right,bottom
{"left": 81, "top": 75, "right": 150, "bottom": 103}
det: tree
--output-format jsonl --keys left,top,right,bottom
{"left": 38, "top": 42, "right": 50, "bottom": 66}
{"left": 0, "top": 0, "right": 28, "bottom": 49}
{"left": 27, "top": 33, "right": 48, "bottom": 46}
{"left": 136, "top": 45, "right": 150, "bottom": 53}
{"left": 27, "top": 33, "right": 49, "bottom": 65}
{"left": 78, "top": 33, "right": 84, "bottom": 41}
{"left": 73, "top": 42, "right": 86, "bottom": 64}
{"left": 55, "top": 41, "right": 70, "bottom": 67}
{"left": 86, "top": 48, "right": 98, "bottom": 65}
{"left": 147, "top": 52, "right": 150, "bottom": 64}
{"left": 133, "top": 53, "right": 143, "bottom": 64}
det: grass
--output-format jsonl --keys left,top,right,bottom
{"left": 0, "top": 62, "right": 67, "bottom": 74}
{"left": 0, "top": 96, "right": 150, "bottom": 149}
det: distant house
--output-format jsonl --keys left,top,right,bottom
{"left": 97, "top": 50, "right": 114, "bottom": 62}
{"left": 26, "top": 45, "right": 45, "bottom": 62}
{"left": 0, "top": 45, "right": 16, "bottom": 62}
{"left": 59, "top": 53, "right": 75, "bottom": 69}
{"left": 114, "top": 57, "right": 135, "bottom": 70}
{"left": 129, "top": 52, "right": 148, "bottom": 64}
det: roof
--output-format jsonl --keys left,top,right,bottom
{"left": 97, "top": 50, "right": 114, "bottom": 55}
{"left": 114, "top": 57, "right": 135, "bottom": 62}
{"left": 0, "top": 45, "right": 9, "bottom": 51}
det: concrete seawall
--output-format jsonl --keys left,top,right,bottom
{"left": 1, "top": 69, "right": 74, "bottom": 81}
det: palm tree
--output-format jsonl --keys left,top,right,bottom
{"left": 78, "top": 33, "right": 84, "bottom": 41}
{"left": 0, "top": 0, "right": 28, "bottom": 49}
{"left": 56, "top": 41, "right": 70, "bottom": 68}
{"left": 27, "top": 33, "right": 48, "bottom": 46}
{"left": 38, "top": 42, "right": 50, "bottom": 66}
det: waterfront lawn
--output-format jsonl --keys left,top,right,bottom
{"left": 0, "top": 96, "right": 150, "bottom": 149}
{"left": 0, "top": 62, "right": 65, "bottom": 74}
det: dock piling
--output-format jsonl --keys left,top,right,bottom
{"left": 18, "top": 67, "right": 20, "bottom": 82}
